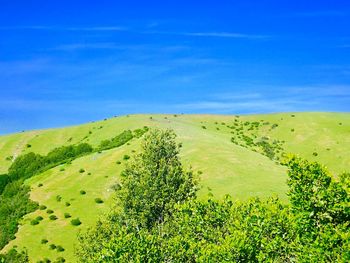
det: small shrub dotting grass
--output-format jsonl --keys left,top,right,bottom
{"left": 94, "top": 198, "right": 104, "bottom": 204}
{"left": 64, "top": 213, "right": 71, "bottom": 218}
{"left": 79, "top": 168, "right": 85, "bottom": 173}
{"left": 46, "top": 209, "right": 54, "bottom": 214}
{"left": 56, "top": 195, "right": 62, "bottom": 202}
{"left": 49, "top": 244, "right": 56, "bottom": 250}
{"left": 116, "top": 161, "right": 121, "bottom": 165}
{"left": 30, "top": 219, "right": 39, "bottom": 225}
{"left": 55, "top": 257, "right": 66, "bottom": 263}
{"left": 42, "top": 258, "right": 51, "bottom": 263}
{"left": 49, "top": 215, "right": 58, "bottom": 220}
{"left": 38, "top": 183, "right": 43, "bottom": 187}
{"left": 36, "top": 216, "right": 43, "bottom": 221}
{"left": 56, "top": 245, "right": 65, "bottom": 252}
{"left": 71, "top": 218, "right": 82, "bottom": 226}
{"left": 39, "top": 205, "right": 47, "bottom": 210}
{"left": 123, "top": 155, "right": 130, "bottom": 160}
{"left": 65, "top": 202, "right": 71, "bottom": 207}
{"left": 80, "top": 190, "right": 86, "bottom": 195}
{"left": 41, "top": 239, "right": 48, "bottom": 244}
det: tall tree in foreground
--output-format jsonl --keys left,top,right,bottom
{"left": 76, "top": 129, "right": 198, "bottom": 262}
{"left": 115, "top": 129, "right": 198, "bottom": 230}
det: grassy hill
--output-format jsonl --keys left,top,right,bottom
{"left": 0, "top": 112, "right": 349, "bottom": 262}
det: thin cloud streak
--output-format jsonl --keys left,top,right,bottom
{"left": 0, "top": 25, "right": 270, "bottom": 40}
{"left": 0, "top": 25, "right": 127, "bottom": 31}
{"left": 145, "top": 30, "right": 270, "bottom": 39}
{"left": 181, "top": 32, "right": 270, "bottom": 39}
{"left": 294, "top": 11, "right": 347, "bottom": 17}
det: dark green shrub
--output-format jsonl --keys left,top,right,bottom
{"left": 56, "top": 245, "right": 65, "bottom": 252}
{"left": 313, "top": 152, "right": 318, "bottom": 156}
{"left": 116, "top": 161, "right": 121, "bottom": 165}
{"left": 38, "top": 183, "right": 43, "bottom": 187}
{"left": 41, "top": 238, "right": 48, "bottom": 244}
{"left": 94, "top": 198, "right": 104, "bottom": 204}
{"left": 49, "top": 244, "right": 56, "bottom": 250}
{"left": 49, "top": 215, "right": 58, "bottom": 220}
{"left": 36, "top": 216, "right": 43, "bottom": 221}
{"left": 46, "top": 209, "right": 54, "bottom": 214}
{"left": 55, "top": 257, "right": 66, "bottom": 263}
{"left": 123, "top": 155, "right": 130, "bottom": 160}
{"left": 71, "top": 218, "right": 82, "bottom": 226}
{"left": 80, "top": 190, "right": 86, "bottom": 195}
{"left": 64, "top": 213, "right": 71, "bottom": 218}
{"left": 30, "top": 219, "right": 39, "bottom": 225}
{"left": 65, "top": 202, "right": 71, "bottom": 207}
{"left": 79, "top": 168, "right": 85, "bottom": 173}
{"left": 99, "top": 130, "right": 134, "bottom": 151}
{"left": 5, "top": 156, "right": 13, "bottom": 161}
{"left": 39, "top": 205, "right": 47, "bottom": 210}
{"left": 56, "top": 195, "right": 62, "bottom": 202}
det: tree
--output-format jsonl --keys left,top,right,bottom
{"left": 115, "top": 129, "right": 198, "bottom": 229}
{"left": 76, "top": 129, "right": 198, "bottom": 261}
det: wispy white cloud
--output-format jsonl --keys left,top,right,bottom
{"left": 294, "top": 11, "right": 347, "bottom": 17}
{"left": 145, "top": 30, "right": 270, "bottom": 39}
{"left": 175, "top": 85, "right": 350, "bottom": 113}
{"left": 181, "top": 32, "right": 269, "bottom": 39}
{"left": 0, "top": 25, "right": 127, "bottom": 31}
{"left": 0, "top": 25, "right": 270, "bottom": 41}
{"left": 52, "top": 42, "right": 124, "bottom": 51}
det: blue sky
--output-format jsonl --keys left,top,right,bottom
{"left": 1, "top": 1, "right": 350, "bottom": 134}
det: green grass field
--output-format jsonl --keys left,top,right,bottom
{"left": 1, "top": 112, "right": 349, "bottom": 262}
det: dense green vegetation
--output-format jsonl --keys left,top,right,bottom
{"left": 0, "top": 113, "right": 349, "bottom": 262}
{"left": 77, "top": 129, "right": 349, "bottom": 262}
{"left": 0, "top": 143, "right": 93, "bottom": 250}
{"left": 0, "top": 128, "right": 146, "bottom": 255}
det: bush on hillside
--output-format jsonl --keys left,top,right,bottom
{"left": 71, "top": 218, "right": 82, "bottom": 226}
{"left": 30, "top": 219, "right": 39, "bottom": 225}
{"left": 94, "top": 198, "right": 104, "bottom": 204}
{"left": 49, "top": 215, "right": 58, "bottom": 221}
{"left": 64, "top": 213, "right": 71, "bottom": 218}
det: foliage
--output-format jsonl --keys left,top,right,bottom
{"left": 77, "top": 133, "right": 350, "bottom": 263}
{"left": 0, "top": 248, "right": 28, "bottom": 263}
{"left": 94, "top": 198, "right": 103, "bottom": 204}
{"left": 71, "top": 218, "right": 82, "bottom": 226}
{"left": 99, "top": 130, "right": 134, "bottom": 151}
{"left": 0, "top": 181, "right": 38, "bottom": 249}
{"left": 115, "top": 129, "right": 198, "bottom": 229}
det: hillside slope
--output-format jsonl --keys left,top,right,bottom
{"left": 0, "top": 112, "right": 349, "bottom": 262}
